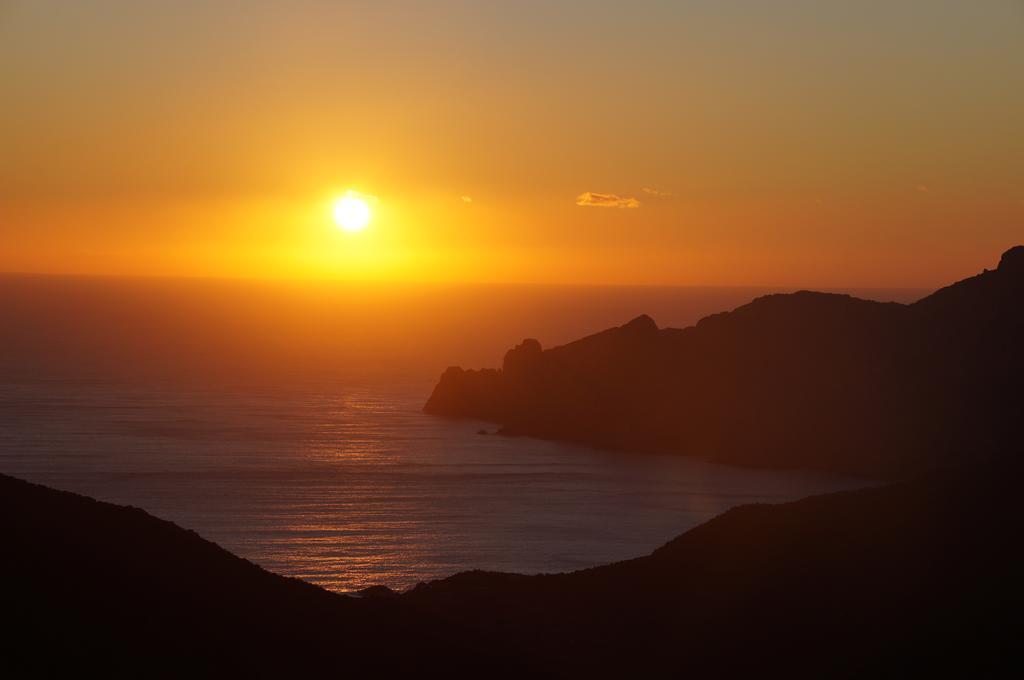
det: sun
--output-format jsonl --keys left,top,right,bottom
{"left": 332, "top": 193, "right": 372, "bottom": 232}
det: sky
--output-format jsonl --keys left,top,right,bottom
{"left": 1, "top": 0, "right": 1022, "bottom": 287}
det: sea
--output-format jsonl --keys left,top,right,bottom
{"left": 0, "top": 278, "right": 925, "bottom": 592}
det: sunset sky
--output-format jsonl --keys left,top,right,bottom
{"left": 2, "top": 1, "right": 1022, "bottom": 287}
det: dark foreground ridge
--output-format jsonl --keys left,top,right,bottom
{"left": 3, "top": 464, "right": 1019, "bottom": 677}
{"left": 426, "top": 247, "right": 1024, "bottom": 478}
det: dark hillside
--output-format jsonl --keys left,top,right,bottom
{"left": 427, "top": 247, "right": 1024, "bottom": 478}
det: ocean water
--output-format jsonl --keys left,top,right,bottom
{"left": 0, "top": 379, "right": 865, "bottom": 592}
{"left": 1, "top": 279, "right": 920, "bottom": 591}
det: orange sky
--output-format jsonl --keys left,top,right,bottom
{"left": 1, "top": 1, "right": 1022, "bottom": 287}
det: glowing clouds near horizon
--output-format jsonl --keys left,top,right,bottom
{"left": 576, "top": 192, "right": 640, "bottom": 209}
{"left": 333, "top": 192, "right": 374, "bottom": 232}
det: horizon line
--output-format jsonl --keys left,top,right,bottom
{"left": 0, "top": 269, "right": 936, "bottom": 294}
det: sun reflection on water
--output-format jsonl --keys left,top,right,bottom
{"left": 0, "top": 381, "right": 865, "bottom": 592}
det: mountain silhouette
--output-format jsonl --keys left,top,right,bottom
{"left": 1, "top": 473, "right": 510, "bottom": 677}
{"left": 426, "top": 247, "right": 1024, "bottom": 478}
{"left": 4, "top": 461, "right": 1018, "bottom": 676}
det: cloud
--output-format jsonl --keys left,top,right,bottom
{"left": 344, "top": 189, "right": 379, "bottom": 204}
{"left": 460, "top": 195, "right": 473, "bottom": 203}
{"left": 641, "top": 187, "right": 675, "bottom": 197}
{"left": 575, "top": 192, "right": 640, "bottom": 208}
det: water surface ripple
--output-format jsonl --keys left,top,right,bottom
{"left": 0, "top": 380, "right": 863, "bottom": 592}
